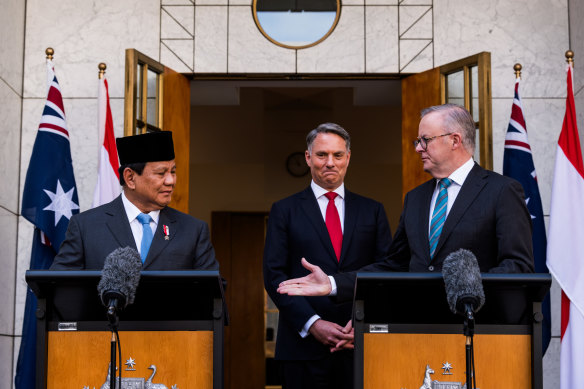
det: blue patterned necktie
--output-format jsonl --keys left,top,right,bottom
{"left": 136, "top": 213, "right": 153, "bottom": 263}
{"left": 429, "top": 178, "right": 452, "bottom": 259}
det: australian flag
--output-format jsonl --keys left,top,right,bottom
{"left": 16, "top": 58, "right": 79, "bottom": 389}
{"left": 503, "top": 77, "right": 551, "bottom": 354}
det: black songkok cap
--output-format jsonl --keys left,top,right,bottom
{"left": 116, "top": 131, "right": 175, "bottom": 165}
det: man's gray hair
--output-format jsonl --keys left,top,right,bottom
{"left": 306, "top": 123, "right": 351, "bottom": 153}
{"left": 421, "top": 104, "right": 476, "bottom": 153}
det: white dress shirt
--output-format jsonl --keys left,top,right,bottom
{"left": 301, "top": 181, "right": 345, "bottom": 337}
{"left": 121, "top": 191, "right": 160, "bottom": 257}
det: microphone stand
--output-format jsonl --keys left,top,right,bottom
{"left": 107, "top": 300, "right": 120, "bottom": 389}
{"left": 463, "top": 304, "right": 475, "bottom": 389}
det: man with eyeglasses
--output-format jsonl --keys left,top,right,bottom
{"left": 277, "top": 104, "right": 534, "bottom": 305}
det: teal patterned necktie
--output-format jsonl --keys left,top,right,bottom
{"left": 137, "top": 213, "right": 153, "bottom": 263}
{"left": 429, "top": 178, "right": 452, "bottom": 259}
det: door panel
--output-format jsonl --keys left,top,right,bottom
{"left": 124, "top": 49, "right": 190, "bottom": 213}
{"left": 401, "top": 67, "right": 441, "bottom": 198}
{"left": 162, "top": 67, "right": 190, "bottom": 213}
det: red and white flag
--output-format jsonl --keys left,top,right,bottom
{"left": 547, "top": 62, "right": 584, "bottom": 389}
{"left": 92, "top": 76, "right": 120, "bottom": 207}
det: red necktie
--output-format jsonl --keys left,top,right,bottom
{"left": 325, "top": 192, "right": 342, "bottom": 261}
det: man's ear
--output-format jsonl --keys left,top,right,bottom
{"left": 123, "top": 168, "right": 136, "bottom": 190}
{"left": 452, "top": 133, "right": 463, "bottom": 149}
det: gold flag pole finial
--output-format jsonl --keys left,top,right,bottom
{"left": 98, "top": 62, "right": 107, "bottom": 79}
{"left": 566, "top": 50, "right": 574, "bottom": 65}
{"left": 514, "top": 63, "right": 522, "bottom": 79}
{"left": 45, "top": 47, "right": 54, "bottom": 60}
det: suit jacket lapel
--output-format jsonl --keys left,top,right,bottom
{"left": 143, "top": 207, "right": 176, "bottom": 268}
{"left": 300, "top": 187, "right": 339, "bottom": 264}
{"left": 433, "top": 163, "right": 487, "bottom": 259}
{"left": 105, "top": 196, "right": 137, "bottom": 250}
{"left": 419, "top": 180, "right": 435, "bottom": 263}
{"left": 340, "top": 190, "right": 357, "bottom": 264}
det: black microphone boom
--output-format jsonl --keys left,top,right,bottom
{"left": 97, "top": 247, "right": 142, "bottom": 320}
{"left": 442, "top": 248, "right": 485, "bottom": 317}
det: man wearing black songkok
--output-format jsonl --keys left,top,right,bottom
{"left": 51, "top": 131, "right": 219, "bottom": 270}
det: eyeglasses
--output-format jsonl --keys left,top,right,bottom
{"left": 413, "top": 133, "right": 453, "bottom": 150}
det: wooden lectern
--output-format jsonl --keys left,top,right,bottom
{"left": 353, "top": 273, "right": 550, "bottom": 389}
{"left": 27, "top": 270, "right": 226, "bottom": 389}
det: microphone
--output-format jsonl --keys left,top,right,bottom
{"left": 442, "top": 249, "right": 485, "bottom": 319}
{"left": 97, "top": 247, "right": 142, "bottom": 321}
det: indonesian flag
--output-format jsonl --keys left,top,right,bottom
{"left": 547, "top": 62, "right": 584, "bottom": 389}
{"left": 92, "top": 76, "right": 120, "bottom": 207}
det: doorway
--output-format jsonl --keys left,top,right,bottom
{"left": 188, "top": 80, "right": 404, "bottom": 231}
{"left": 198, "top": 81, "right": 403, "bottom": 389}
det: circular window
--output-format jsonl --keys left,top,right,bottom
{"left": 253, "top": 0, "right": 341, "bottom": 50}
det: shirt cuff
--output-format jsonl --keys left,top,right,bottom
{"left": 328, "top": 275, "right": 337, "bottom": 296}
{"left": 300, "top": 315, "right": 320, "bottom": 338}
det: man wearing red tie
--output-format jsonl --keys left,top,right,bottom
{"left": 263, "top": 123, "right": 392, "bottom": 389}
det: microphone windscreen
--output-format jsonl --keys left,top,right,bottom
{"left": 97, "top": 247, "right": 142, "bottom": 307}
{"left": 442, "top": 248, "right": 485, "bottom": 315}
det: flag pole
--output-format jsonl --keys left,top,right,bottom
{"left": 45, "top": 47, "right": 53, "bottom": 60}
{"left": 514, "top": 63, "right": 522, "bottom": 79}
{"left": 566, "top": 50, "right": 574, "bottom": 65}
{"left": 99, "top": 62, "right": 106, "bottom": 80}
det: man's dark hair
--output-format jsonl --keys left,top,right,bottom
{"left": 118, "top": 162, "right": 146, "bottom": 186}
{"left": 306, "top": 123, "right": 351, "bottom": 153}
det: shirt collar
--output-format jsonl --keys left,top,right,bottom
{"left": 121, "top": 191, "right": 161, "bottom": 224}
{"left": 446, "top": 157, "right": 475, "bottom": 187}
{"left": 311, "top": 181, "right": 345, "bottom": 200}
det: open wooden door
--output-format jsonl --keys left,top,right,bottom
{"left": 124, "top": 49, "right": 190, "bottom": 213}
{"left": 401, "top": 52, "right": 492, "bottom": 198}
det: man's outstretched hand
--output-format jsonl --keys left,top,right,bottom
{"left": 277, "top": 258, "right": 332, "bottom": 296}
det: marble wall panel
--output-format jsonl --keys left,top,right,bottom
{"left": 399, "top": 4, "right": 432, "bottom": 39}
{"left": 549, "top": 275, "right": 561, "bottom": 337}
{"left": 399, "top": 40, "right": 433, "bottom": 73}
{"left": 491, "top": 98, "right": 565, "bottom": 215}
{"left": 15, "top": 217, "right": 33, "bottom": 337}
{"left": 24, "top": 0, "right": 161, "bottom": 99}
{"left": 161, "top": 40, "right": 195, "bottom": 72}
{"left": 199, "top": 0, "right": 228, "bottom": 4}
{"left": 0, "top": 336, "right": 14, "bottom": 389}
{"left": 0, "top": 80, "right": 22, "bottom": 213}
{"left": 163, "top": 0, "right": 194, "bottom": 4}
{"left": 227, "top": 6, "right": 296, "bottom": 73}
{"left": 297, "top": 6, "right": 365, "bottom": 73}
{"left": 0, "top": 209, "right": 17, "bottom": 335}
{"left": 568, "top": 0, "right": 584, "bottom": 96}
{"left": 194, "top": 6, "right": 228, "bottom": 72}
{"left": 366, "top": 0, "right": 398, "bottom": 4}
{"left": 342, "top": 0, "right": 364, "bottom": 4}
{"left": 575, "top": 90, "right": 584, "bottom": 158}
{"left": 12, "top": 336, "right": 21, "bottom": 389}
{"left": 162, "top": 5, "right": 195, "bottom": 39}
{"left": 433, "top": 0, "right": 568, "bottom": 99}
{"left": 400, "top": 0, "right": 432, "bottom": 4}
{"left": 0, "top": 0, "right": 25, "bottom": 94}
{"left": 228, "top": 0, "right": 249, "bottom": 4}
{"left": 365, "top": 6, "right": 399, "bottom": 73}
{"left": 543, "top": 336, "right": 560, "bottom": 388}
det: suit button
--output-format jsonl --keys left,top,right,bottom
{"left": 428, "top": 265, "right": 435, "bottom": 272}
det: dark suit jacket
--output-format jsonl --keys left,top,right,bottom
{"left": 50, "top": 196, "right": 219, "bottom": 270}
{"left": 263, "top": 187, "right": 392, "bottom": 360}
{"left": 335, "top": 163, "right": 535, "bottom": 301}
